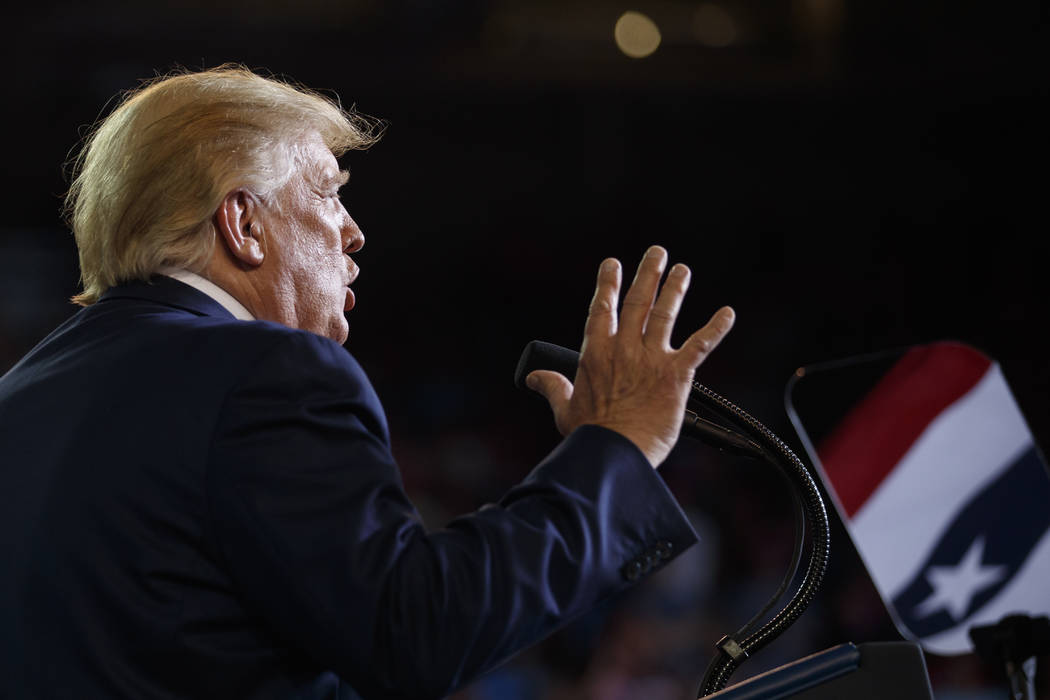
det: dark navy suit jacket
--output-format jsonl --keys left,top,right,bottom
{"left": 0, "top": 276, "right": 698, "bottom": 699}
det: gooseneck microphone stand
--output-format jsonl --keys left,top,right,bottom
{"left": 686, "top": 380, "right": 830, "bottom": 697}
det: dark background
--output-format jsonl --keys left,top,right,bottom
{"left": 1, "top": 0, "right": 1045, "bottom": 697}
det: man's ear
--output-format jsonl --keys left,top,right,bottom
{"left": 214, "top": 189, "right": 265, "bottom": 267}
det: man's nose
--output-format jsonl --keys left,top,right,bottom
{"left": 342, "top": 215, "right": 364, "bottom": 254}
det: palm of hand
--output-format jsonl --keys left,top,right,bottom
{"left": 528, "top": 246, "right": 735, "bottom": 467}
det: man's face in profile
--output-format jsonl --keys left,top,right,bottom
{"left": 257, "top": 131, "right": 363, "bottom": 344}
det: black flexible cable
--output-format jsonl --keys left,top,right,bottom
{"left": 691, "top": 380, "right": 830, "bottom": 697}
{"left": 680, "top": 405, "right": 805, "bottom": 643}
{"left": 681, "top": 414, "right": 805, "bottom": 642}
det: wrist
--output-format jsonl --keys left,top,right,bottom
{"left": 585, "top": 421, "right": 670, "bottom": 468}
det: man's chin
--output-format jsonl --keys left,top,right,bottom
{"left": 332, "top": 315, "right": 350, "bottom": 345}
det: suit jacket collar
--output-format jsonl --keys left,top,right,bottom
{"left": 98, "top": 275, "right": 236, "bottom": 320}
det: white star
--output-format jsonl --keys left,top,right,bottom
{"left": 913, "top": 536, "right": 1008, "bottom": 622}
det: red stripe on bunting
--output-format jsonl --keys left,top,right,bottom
{"left": 818, "top": 342, "right": 992, "bottom": 519}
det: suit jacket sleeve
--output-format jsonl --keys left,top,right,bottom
{"left": 206, "top": 329, "right": 698, "bottom": 699}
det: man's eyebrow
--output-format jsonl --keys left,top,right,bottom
{"left": 334, "top": 169, "right": 350, "bottom": 187}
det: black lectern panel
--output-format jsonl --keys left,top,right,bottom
{"left": 706, "top": 642, "right": 933, "bottom": 700}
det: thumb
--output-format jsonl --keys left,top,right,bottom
{"left": 526, "top": 369, "right": 573, "bottom": 413}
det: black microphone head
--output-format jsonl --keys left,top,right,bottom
{"left": 514, "top": 341, "right": 581, "bottom": 391}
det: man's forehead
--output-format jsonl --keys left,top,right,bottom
{"left": 296, "top": 134, "right": 349, "bottom": 185}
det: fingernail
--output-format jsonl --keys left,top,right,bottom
{"left": 602, "top": 259, "right": 617, "bottom": 273}
{"left": 526, "top": 373, "right": 538, "bottom": 389}
{"left": 646, "top": 246, "right": 664, "bottom": 259}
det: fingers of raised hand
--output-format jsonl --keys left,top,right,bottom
{"left": 620, "top": 246, "right": 667, "bottom": 336}
{"left": 678, "top": 306, "right": 736, "bottom": 371}
{"left": 584, "top": 258, "right": 622, "bottom": 340}
{"left": 645, "top": 263, "right": 691, "bottom": 349}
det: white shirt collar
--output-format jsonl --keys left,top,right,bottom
{"left": 158, "top": 267, "right": 255, "bottom": 321}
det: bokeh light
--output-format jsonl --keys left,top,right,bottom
{"left": 614, "top": 11, "right": 661, "bottom": 59}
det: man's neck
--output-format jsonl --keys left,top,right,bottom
{"left": 158, "top": 267, "right": 255, "bottom": 321}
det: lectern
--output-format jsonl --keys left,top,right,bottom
{"left": 704, "top": 641, "right": 934, "bottom": 700}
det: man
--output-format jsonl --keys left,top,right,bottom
{"left": 0, "top": 66, "right": 735, "bottom": 698}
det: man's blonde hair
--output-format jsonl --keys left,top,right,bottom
{"left": 64, "top": 64, "right": 381, "bottom": 305}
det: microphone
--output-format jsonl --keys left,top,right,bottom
{"left": 515, "top": 342, "right": 832, "bottom": 695}
{"left": 514, "top": 340, "right": 765, "bottom": 459}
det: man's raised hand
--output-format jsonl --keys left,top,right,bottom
{"left": 526, "top": 245, "right": 735, "bottom": 467}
